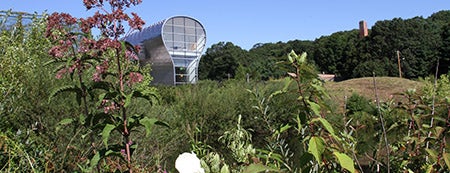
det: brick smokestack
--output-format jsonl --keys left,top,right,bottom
{"left": 359, "top": 20, "right": 368, "bottom": 38}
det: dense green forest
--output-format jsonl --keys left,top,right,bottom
{"left": 200, "top": 10, "right": 450, "bottom": 81}
{"left": 1, "top": 3, "right": 450, "bottom": 173}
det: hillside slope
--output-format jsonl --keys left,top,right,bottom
{"left": 325, "top": 77, "right": 423, "bottom": 105}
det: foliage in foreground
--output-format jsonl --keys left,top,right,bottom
{"left": 43, "top": 0, "right": 169, "bottom": 172}
{"left": 1, "top": 5, "right": 450, "bottom": 173}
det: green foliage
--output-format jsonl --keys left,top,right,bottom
{"left": 243, "top": 163, "right": 280, "bottom": 173}
{"left": 199, "top": 10, "right": 450, "bottom": 81}
{"left": 0, "top": 131, "right": 51, "bottom": 172}
{"left": 218, "top": 115, "right": 256, "bottom": 164}
{"left": 333, "top": 151, "right": 356, "bottom": 173}
{"left": 42, "top": 2, "right": 164, "bottom": 171}
{"left": 199, "top": 42, "right": 246, "bottom": 80}
{"left": 0, "top": 11, "right": 61, "bottom": 172}
{"left": 2, "top": 6, "right": 450, "bottom": 172}
{"left": 346, "top": 92, "right": 376, "bottom": 115}
{"left": 283, "top": 50, "right": 357, "bottom": 172}
{"left": 200, "top": 152, "right": 230, "bottom": 173}
{"left": 308, "top": 136, "right": 325, "bottom": 163}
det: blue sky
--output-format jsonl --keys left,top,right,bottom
{"left": 2, "top": 1, "right": 449, "bottom": 50}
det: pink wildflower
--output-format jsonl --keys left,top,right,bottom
{"left": 127, "top": 72, "right": 143, "bottom": 86}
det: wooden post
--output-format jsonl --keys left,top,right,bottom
{"left": 397, "top": 50, "right": 402, "bottom": 78}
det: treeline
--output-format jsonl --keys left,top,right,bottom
{"left": 199, "top": 10, "right": 450, "bottom": 81}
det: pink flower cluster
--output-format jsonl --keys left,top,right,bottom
{"left": 100, "top": 99, "right": 119, "bottom": 114}
{"left": 45, "top": 12, "right": 77, "bottom": 40}
{"left": 80, "top": 0, "right": 145, "bottom": 38}
{"left": 127, "top": 72, "right": 143, "bottom": 86}
{"left": 83, "top": 0, "right": 143, "bottom": 10}
{"left": 46, "top": 10, "right": 142, "bottom": 79}
{"left": 93, "top": 60, "right": 109, "bottom": 82}
{"left": 55, "top": 59, "right": 86, "bottom": 79}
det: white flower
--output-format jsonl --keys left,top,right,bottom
{"left": 175, "top": 152, "right": 205, "bottom": 173}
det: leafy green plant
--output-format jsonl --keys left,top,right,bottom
{"left": 45, "top": 1, "right": 167, "bottom": 172}
{"left": 390, "top": 86, "right": 450, "bottom": 172}
{"left": 285, "top": 50, "right": 357, "bottom": 172}
{"left": 0, "top": 130, "right": 53, "bottom": 173}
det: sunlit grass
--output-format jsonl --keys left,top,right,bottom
{"left": 325, "top": 77, "right": 423, "bottom": 109}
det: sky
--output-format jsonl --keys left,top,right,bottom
{"left": 1, "top": 1, "right": 450, "bottom": 50}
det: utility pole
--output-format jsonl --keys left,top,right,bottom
{"left": 397, "top": 50, "right": 402, "bottom": 78}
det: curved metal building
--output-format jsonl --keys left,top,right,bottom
{"left": 123, "top": 16, "right": 206, "bottom": 85}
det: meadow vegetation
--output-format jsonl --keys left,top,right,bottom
{"left": 1, "top": 1, "right": 450, "bottom": 172}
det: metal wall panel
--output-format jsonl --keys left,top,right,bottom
{"left": 123, "top": 16, "right": 206, "bottom": 85}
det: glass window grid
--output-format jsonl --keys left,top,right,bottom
{"left": 163, "top": 17, "right": 205, "bottom": 55}
{"left": 160, "top": 17, "right": 204, "bottom": 84}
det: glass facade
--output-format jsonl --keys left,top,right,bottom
{"left": 123, "top": 16, "right": 206, "bottom": 85}
{"left": 0, "top": 10, "right": 42, "bottom": 32}
{"left": 162, "top": 16, "right": 206, "bottom": 84}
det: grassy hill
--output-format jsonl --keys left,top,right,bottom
{"left": 325, "top": 77, "right": 423, "bottom": 107}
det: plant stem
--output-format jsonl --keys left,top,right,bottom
{"left": 372, "top": 72, "right": 390, "bottom": 173}
{"left": 123, "top": 108, "right": 132, "bottom": 172}
{"left": 116, "top": 47, "right": 132, "bottom": 172}
{"left": 78, "top": 74, "right": 89, "bottom": 116}
{"left": 70, "top": 39, "right": 89, "bottom": 117}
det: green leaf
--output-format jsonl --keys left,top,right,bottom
{"left": 333, "top": 152, "right": 355, "bottom": 173}
{"left": 65, "top": 56, "right": 75, "bottom": 71}
{"left": 296, "top": 114, "right": 303, "bottom": 132}
{"left": 288, "top": 50, "right": 297, "bottom": 63}
{"left": 48, "top": 85, "right": 82, "bottom": 103}
{"left": 56, "top": 118, "right": 74, "bottom": 133}
{"left": 310, "top": 80, "right": 329, "bottom": 98}
{"left": 308, "top": 136, "right": 325, "bottom": 164}
{"left": 90, "top": 151, "right": 100, "bottom": 169}
{"left": 120, "top": 41, "right": 128, "bottom": 55}
{"left": 102, "top": 124, "right": 116, "bottom": 148}
{"left": 90, "top": 81, "right": 112, "bottom": 91}
{"left": 425, "top": 149, "right": 438, "bottom": 162}
{"left": 306, "top": 100, "right": 321, "bottom": 116}
{"left": 58, "top": 118, "right": 74, "bottom": 125}
{"left": 79, "top": 113, "right": 86, "bottom": 125}
{"left": 97, "top": 93, "right": 107, "bottom": 106}
{"left": 243, "top": 163, "right": 279, "bottom": 173}
{"left": 268, "top": 90, "right": 284, "bottom": 101}
{"left": 425, "top": 164, "right": 434, "bottom": 173}
{"left": 132, "top": 90, "right": 159, "bottom": 104}
{"left": 299, "top": 52, "right": 307, "bottom": 63}
{"left": 282, "top": 77, "right": 293, "bottom": 91}
{"left": 444, "top": 153, "right": 450, "bottom": 170}
{"left": 124, "top": 91, "right": 133, "bottom": 108}
{"left": 318, "top": 117, "right": 335, "bottom": 136}
{"left": 139, "top": 117, "right": 169, "bottom": 137}
{"left": 139, "top": 117, "right": 157, "bottom": 137}
{"left": 434, "top": 126, "right": 445, "bottom": 138}
{"left": 279, "top": 124, "right": 291, "bottom": 134}
{"left": 43, "top": 59, "right": 58, "bottom": 66}
{"left": 220, "top": 164, "right": 230, "bottom": 173}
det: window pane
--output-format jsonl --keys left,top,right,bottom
{"left": 174, "top": 34, "right": 184, "bottom": 42}
{"left": 186, "top": 35, "right": 196, "bottom": 42}
{"left": 196, "top": 29, "right": 205, "bottom": 35}
{"left": 185, "top": 19, "right": 195, "bottom": 27}
{"left": 174, "top": 26, "right": 184, "bottom": 34}
{"left": 163, "top": 25, "right": 173, "bottom": 32}
{"left": 173, "top": 18, "right": 184, "bottom": 25}
{"left": 185, "top": 27, "right": 195, "bottom": 35}
{"left": 173, "top": 42, "right": 185, "bottom": 50}
{"left": 163, "top": 33, "right": 173, "bottom": 41}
